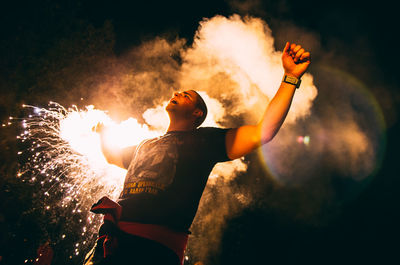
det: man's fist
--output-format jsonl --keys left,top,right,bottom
{"left": 282, "top": 42, "right": 311, "bottom": 79}
{"left": 92, "top": 122, "right": 105, "bottom": 134}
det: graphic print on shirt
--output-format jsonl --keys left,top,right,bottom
{"left": 122, "top": 134, "right": 180, "bottom": 196}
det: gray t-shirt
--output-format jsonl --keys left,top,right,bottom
{"left": 117, "top": 127, "right": 230, "bottom": 232}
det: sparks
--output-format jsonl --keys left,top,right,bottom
{"left": 17, "top": 102, "right": 160, "bottom": 258}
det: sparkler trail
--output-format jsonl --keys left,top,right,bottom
{"left": 16, "top": 102, "right": 160, "bottom": 261}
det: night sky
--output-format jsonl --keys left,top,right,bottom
{"left": 1, "top": 0, "right": 399, "bottom": 264}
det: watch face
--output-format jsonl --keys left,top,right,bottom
{"left": 283, "top": 75, "right": 301, "bottom": 88}
{"left": 286, "top": 75, "right": 298, "bottom": 83}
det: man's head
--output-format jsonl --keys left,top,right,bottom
{"left": 166, "top": 90, "right": 208, "bottom": 129}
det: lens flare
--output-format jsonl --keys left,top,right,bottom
{"left": 259, "top": 65, "right": 386, "bottom": 190}
{"left": 296, "top": 135, "right": 310, "bottom": 146}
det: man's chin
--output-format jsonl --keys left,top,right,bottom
{"left": 165, "top": 104, "right": 176, "bottom": 112}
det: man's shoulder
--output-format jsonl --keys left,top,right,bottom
{"left": 195, "top": 126, "right": 231, "bottom": 137}
{"left": 196, "top": 126, "right": 218, "bottom": 131}
{"left": 195, "top": 127, "right": 226, "bottom": 133}
{"left": 196, "top": 126, "right": 228, "bottom": 132}
{"left": 195, "top": 127, "right": 231, "bottom": 161}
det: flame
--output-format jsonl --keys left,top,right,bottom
{"left": 57, "top": 105, "right": 163, "bottom": 194}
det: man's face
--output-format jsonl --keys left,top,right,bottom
{"left": 166, "top": 90, "right": 199, "bottom": 116}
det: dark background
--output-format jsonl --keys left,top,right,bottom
{"left": 0, "top": 0, "right": 399, "bottom": 264}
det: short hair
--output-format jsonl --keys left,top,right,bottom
{"left": 192, "top": 90, "right": 208, "bottom": 127}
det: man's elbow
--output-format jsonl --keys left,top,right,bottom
{"left": 260, "top": 125, "right": 282, "bottom": 144}
{"left": 102, "top": 152, "right": 123, "bottom": 168}
{"left": 260, "top": 132, "right": 275, "bottom": 145}
{"left": 104, "top": 156, "right": 115, "bottom": 165}
{"left": 106, "top": 158, "right": 125, "bottom": 169}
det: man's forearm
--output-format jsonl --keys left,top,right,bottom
{"left": 258, "top": 78, "right": 296, "bottom": 143}
{"left": 99, "top": 133, "right": 124, "bottom": 168}
{"left": 225, "top": 80, "right": 296, "bottom": 160}
{"left": 225, "top": 42, "right": 310, "bottom": 160}
{"left": 258, "top": 41, "right": 311, "bottom": 143}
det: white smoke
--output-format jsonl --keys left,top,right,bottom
{"left": 179, "top": 15, "right": 318, "bottom": 124}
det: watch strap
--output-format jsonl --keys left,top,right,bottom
{"left": 282, "top": 75, "right": 301, "bottom": 88}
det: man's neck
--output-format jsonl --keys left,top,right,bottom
{"left": 167, "top": 120, "right": 196, "bottom": 133}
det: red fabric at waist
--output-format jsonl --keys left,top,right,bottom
{"left": 90, "top": 196, "right": 188, "bottom": 264}
{"left": 118, "top": 221, "right": 188, "bottom": 263}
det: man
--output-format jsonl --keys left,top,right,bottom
{"left": 85, "top": 42, "right": 311, "bottom": 265}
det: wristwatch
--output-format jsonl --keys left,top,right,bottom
{"left": 282, "top": 75, "right": 301, "bottom": 88}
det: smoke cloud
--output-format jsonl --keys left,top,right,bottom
{"left": 180, "top": 15, "right": 317, "bottom": 124}
{"left": 89, "top": 38, "right": 185, "bottom": 122}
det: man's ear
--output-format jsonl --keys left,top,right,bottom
{"left": 193, "top": 109, "right": 203, "bottom": 119}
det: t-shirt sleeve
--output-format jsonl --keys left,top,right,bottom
{"left": 198, "top": 127, "right": 231, "bottom": 162}
{"left": 121, "top": 145, "right": 137, "bottom": 169}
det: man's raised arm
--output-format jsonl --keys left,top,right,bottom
{"left": 225, "top": 42, "right": 311, "bottom": 160}
{"left": 93, "top": 123, "right": 135, "bottom": 169}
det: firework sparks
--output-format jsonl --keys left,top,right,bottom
{"left": 16, "top": 102, "right": 161, "bottom": 259}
